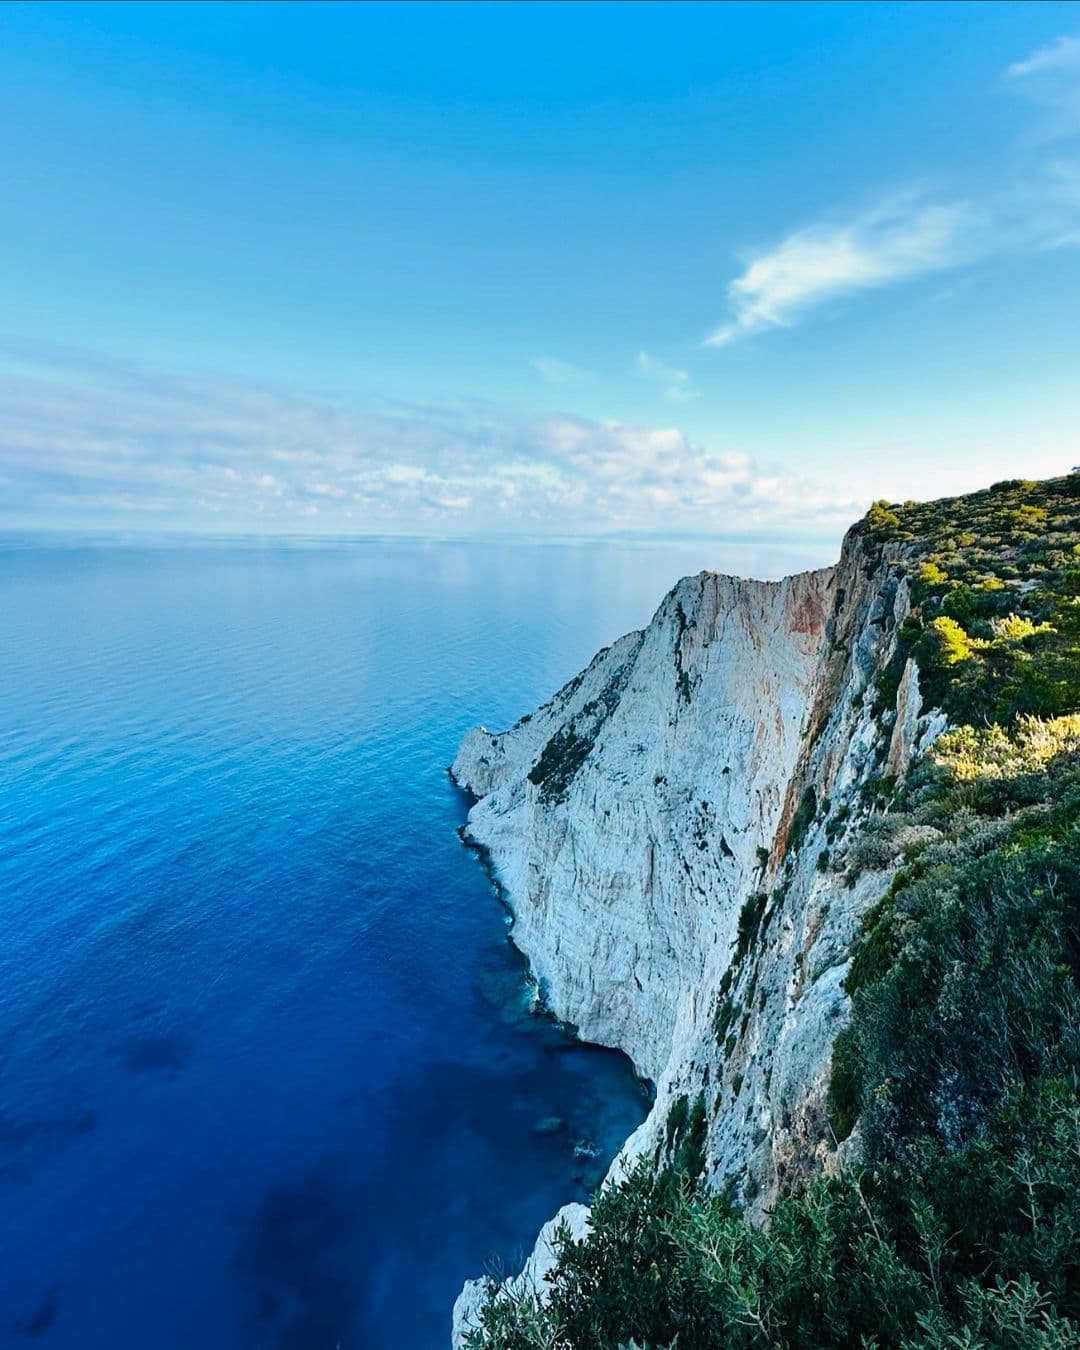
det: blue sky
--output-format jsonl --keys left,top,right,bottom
{"left": 1, "top": 1, "right": 1078, "bottom": 538}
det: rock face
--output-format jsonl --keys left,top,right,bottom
{"left": 450, "top": 528, "right": 946, "bottom": 1343}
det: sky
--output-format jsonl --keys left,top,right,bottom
{"left": 0, "top": 1, "right": 1078, "bottom": 541}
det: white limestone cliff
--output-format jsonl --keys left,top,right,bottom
{"left": 450, "top": 529, "right": 946, "bottom": 1344}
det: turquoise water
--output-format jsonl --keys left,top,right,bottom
{"left": 0, "top": 535, "right": 814, "bottom": 1348}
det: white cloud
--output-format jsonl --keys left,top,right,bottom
{"left": 700, "top": 38, "right": 1080, "bottom": 350}
{"left": 705, "top": 196, "right": 972, "bottom": 346}
{"left": 635, "top": 351, "right": 700, "bottom": 401}
{"left": 531, "top": 355, "right": 593, "bottom": 386}
{"left": 1007, "top": 34, "right": 1080, "bottom": 139}
{"left": 1008, "top": 34, "right": 1080, "bottom": 80}
{"left": 0, "top": 345, "right": 856, "bottom": 536}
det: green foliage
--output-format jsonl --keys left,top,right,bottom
{"left": 734, "top": 891, "right": 768, "bottom": 963}
{"left": 665, "top": 1094, "right": 689, "bottom": 1148}
{"left": 468, "top": 1111, "right": 1080, "bottom": 1348}
{"left": 528, "top": 725, "right": 596, "bottom": 802}
{"left": 825, "top": 1025, "right": 860, "bottom": 1143}
{"left": 663, "top": 1093, "right": 709, "bottom": 1182}
{"left": 866, "top": 499, "right": 903, "bottom": 538}
{"left": 713, "top": 993, "right": 737, "bottom": 1046}
{"left": 917, "top": 560, "right": 949, "bottom": 587}
{"left": 528, "top": 659, "right": 635, "bottom": 801}
{"left": 927, "top": 714, "right": 1080, "bottom": 814}
{"left": 672, "top": 1095, "right": 708, "bottom": 1180}
{"left": 918, "top": 615, "right": 974, "bottom": 668}
{"left": 875, "top": 473, "right": 1080, "bottom": 725}
{"left": 839, "top": 807, "right": 1080, "bottom": 1155}
{"left": 785, "top": 786, "right": 818, "bottom": 857}
{"left": 825, "top": 803, "right": 850, "bottom": 844}
{"left": 674, "top": 600, "right": 695, "bottom": 702}
{"left": 872, "top": 643, "right": 914, "bottom": 717}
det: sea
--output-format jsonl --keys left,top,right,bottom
{"left": 0, "top": 534, "right": 821, "bottom": 1349}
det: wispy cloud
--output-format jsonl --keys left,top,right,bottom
{"left": 704, "top": 34, "right": 1080, "bottom": 348}
{"left": 531, "top": 355, "right": 593, "bottom": 386}
{"left": 1009, "top": 34, "right": 1080, "bottom": 79}
{"left": 0, "top": 345, "right": 856, "bottom": 536}
{"left": 635, "top": 351, "right": 699, "bottom": 402}
{"left": 1007, "top": 34, "right": 1080, "bottom": 138}
{"left": 705, "top": 195, "right": 972, "bottom": 346}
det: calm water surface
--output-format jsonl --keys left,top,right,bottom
{"left": 0, "top": 536, "right": 819, "bottom": 1349}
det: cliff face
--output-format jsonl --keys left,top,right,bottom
{"left": 450, "top": 527, "right": 946, "bottom": 1342}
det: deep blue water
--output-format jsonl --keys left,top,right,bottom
{"left": 0, "top": 535, "right": 818, "bottom": 1350}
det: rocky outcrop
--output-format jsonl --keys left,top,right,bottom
{"left": 452, "top": 1205, "right": 590, "bottom": 1346}
{"left": 450, "top": 527, "right": 946, "bottom": 1343}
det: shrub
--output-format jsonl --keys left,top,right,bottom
{"left": 917, "top": 560, "right": 949, "bottom": 587}
{"left": 733, "top": 891, "right": 768, "bottom": 963}
{"left": 866, "top": 499, "right": 902, "bottom": 537}
{"left": 469, "top": 1100, "right": 1080, "bottom": 1348}
{"left": 786, "top": 786, "right": 818, "bottom": 856}
{"left": 918, "top": 615, "right": 974, "bottom": 667}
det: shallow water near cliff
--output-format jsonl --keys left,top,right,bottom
{"left": 0, "top": 534, "right": 824, "bottom": 1349}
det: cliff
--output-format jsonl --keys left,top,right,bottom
{"left": 449, "top": 475, "right": 1080, "bottom": 1347}
{"left": 449, "top": 517, "right": 950, "bottom": 1341}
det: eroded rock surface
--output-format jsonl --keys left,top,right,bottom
{"left": 450, "top": 529, "right": 945, "bottom": 1343}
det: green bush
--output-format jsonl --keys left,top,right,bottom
{"left": 867, "top": 499, "right": 902, "bottom": 538}
{"left": 785, "top": 787, "right": 818, "bottom": 856}
{"left": 918, "top": 615, "right": 974, "bottom": 668}
{"left": 468, "top": 1102, "right": 1080, "bottom": 1348}
{"left": 734, "top": 891, "right": 768, "bottom": 963}
{"left": 917, "top": 560, "right": 948, "bottom": 587}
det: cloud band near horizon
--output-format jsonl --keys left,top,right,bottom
{"left": 0, "top": 345, "right": 858, "bottom": 537}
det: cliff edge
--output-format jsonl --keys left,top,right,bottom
{"left": 450, "top": 517, "right": 948, "bottom": 1342}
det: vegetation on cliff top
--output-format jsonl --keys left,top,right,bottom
{"left": 864, "top": 472, "right": 1080, "bottom": 725}
{"left": 467, "top": 473, "right": 1080, "bottom": 1349}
